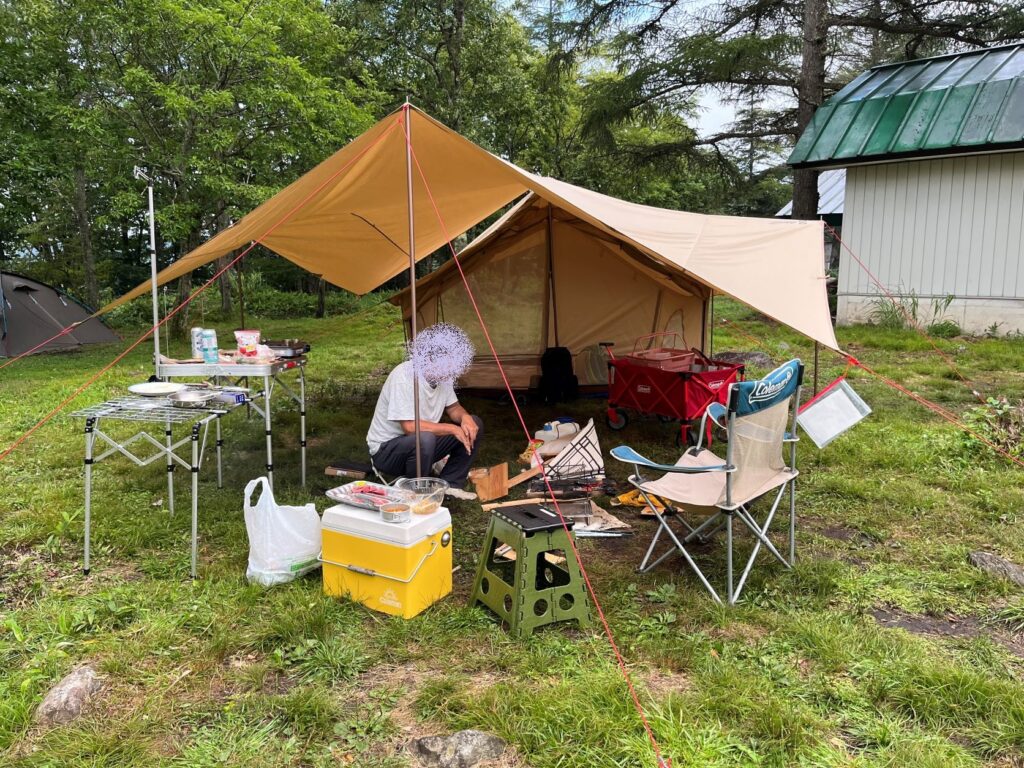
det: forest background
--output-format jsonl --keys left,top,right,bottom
{"left": 1, "top": 0, "right": 1020, "bottom": 326}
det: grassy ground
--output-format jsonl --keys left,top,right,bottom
{"left": 2, "top": 299, "right": 1024, "bottom": 767}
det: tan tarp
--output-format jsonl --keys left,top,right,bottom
{"left": 102, "top": 105, "right": 839, "bottom": 356}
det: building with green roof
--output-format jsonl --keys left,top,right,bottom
{"left": 789, "top": 43, "right": 1024, "bottom": 334}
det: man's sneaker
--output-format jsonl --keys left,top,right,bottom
{"left": 445, "top": 487, "right": 477, "bottom": 501}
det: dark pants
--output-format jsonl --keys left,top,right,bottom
{"left": 372, "top": 416, "right": 483, "bottom": 486}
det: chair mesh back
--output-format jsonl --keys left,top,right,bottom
{"left": 725, "top": 398, "right": 790, "bottom": 504}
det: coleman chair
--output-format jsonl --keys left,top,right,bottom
{"left": 611, "top": 360, "right": 803, "bottom": 604}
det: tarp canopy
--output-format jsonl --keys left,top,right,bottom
{"left": 102, "top": 105, "right": 839, "bottom": 355}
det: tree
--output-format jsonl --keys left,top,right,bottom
{"left": 566, "top": 0, "right": 1024, "bottom": 219}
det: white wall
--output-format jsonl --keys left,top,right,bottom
{"left": 837, "top": 152, "right": 1024, "bottom": 334}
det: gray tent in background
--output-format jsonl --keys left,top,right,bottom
{"left": 0, "top": 272, "right": 118, "bottom": 358}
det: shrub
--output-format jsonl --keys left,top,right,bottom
{"left": 961, "top": 397, "right": 1024, "bottom": 459}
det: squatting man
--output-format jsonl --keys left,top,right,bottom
{"left": 366, "top": 324, "right": 482, "bottom": 498}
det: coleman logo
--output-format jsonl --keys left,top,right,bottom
{"left": 748, "top": 367, "right": 793, "bottom": 404}
{"left": 709, "top": 380, "right": 723, "bottom": 390}
{"left": 637, "top": 385, "right": 651, "bottom": 394}
{"left": 379, "top": 588, "right": 402, "bottom": 609}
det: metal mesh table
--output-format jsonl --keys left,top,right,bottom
{"left": 71, "top": 393, "right": 252, "bottom": 578}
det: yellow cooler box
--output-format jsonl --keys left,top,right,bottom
{"left": 321, "top": 503, "right": 452, "bottom": 619}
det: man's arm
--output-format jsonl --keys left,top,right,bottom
{"left": 398, "top": 417, "right": 471, "bottom": 451}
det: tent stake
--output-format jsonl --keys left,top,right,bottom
{"left": 404, "top": 100, "right": 422, "bottom": 477}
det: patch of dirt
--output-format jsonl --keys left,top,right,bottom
{"left": 871, "top": 607, "right": 1024, "bottom": 659}
{"left": 642, "top": 666, "right": 692, "bottom": 700}
{"left": 354, "top": 663, "right": 528, "bottom": 766}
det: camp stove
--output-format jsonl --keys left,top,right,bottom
{"left": 264, "top": 339, "right": 310, "bottom": 358}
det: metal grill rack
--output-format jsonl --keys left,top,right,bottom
{"left": 72, "top": 392, "right": 253, "bottom": 579}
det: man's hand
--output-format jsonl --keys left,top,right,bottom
{"left": 460, "top": 415, "right": 479, "bottom": 450}
{"left": 449, "top": 423, "right": 472, "bottom": 452}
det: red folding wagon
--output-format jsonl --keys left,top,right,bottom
{"left": 602, "top": 333, "right": 745, "bottom": 446}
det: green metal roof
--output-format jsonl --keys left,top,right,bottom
{"left": 789, "top": 43, "right": 1024, "bottom": 168}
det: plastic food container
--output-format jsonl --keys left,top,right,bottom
{"left": 234, "top": 329, "right": 261, "bottom": 358}
{"left": 395, "top": 477, "right": 449, "bottom": 516}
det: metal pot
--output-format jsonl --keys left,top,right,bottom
{"left": 168, "top": 390, "right": 217, "bottom": 409}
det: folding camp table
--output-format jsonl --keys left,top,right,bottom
{"left": 72, "top": 393, "right": 253, "bottom": 578}
{"left": 156, "top": 357, "right": 308, "bottom": 489}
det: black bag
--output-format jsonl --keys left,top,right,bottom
{"left": 539, "top": 346, "right": 578, "bottom": 404}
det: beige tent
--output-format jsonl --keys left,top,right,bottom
{"left": 395, "top": 193, "right": 712, "bottom": 389}
{"left": 102, "top": 106, "right": 839, "bottom": 374}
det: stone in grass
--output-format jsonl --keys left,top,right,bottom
{"left": 969, "top": 551, "right": 1024, "bottom": 589}
{"left": 34, "top": 666, "right": 103, "bottom": 726}
{"left": 411, "top": 729, "right": 506, "bottom": 768}
{"left": 711, "top": 351, "right": 774, "bottom": 369}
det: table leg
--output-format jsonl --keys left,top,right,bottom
{"left": 165, "top": 418, "right": 175, "bottom": 516}
{"left": 191, "top": 423, "right": 200, "bottom": 579}
{"left": 83, "top": 418, "right": 96, "bottom": 575}
{"left": 216, "top": 415, "right": 223, "bottom": 489}
{"left": 263, "top": 376, "right": 274, "bottom": 491}
{"left": 299, "top": 366, "right": 307, "bottom": 487}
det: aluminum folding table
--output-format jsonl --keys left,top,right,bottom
{"left": 156, "top": 357, "right": 308, "bottom": 489}
{"left": 72, "top": 394, "right": 251, "bottom": 578}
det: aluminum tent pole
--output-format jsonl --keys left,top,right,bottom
{"left": 134, "top": 167, "right": 161, "bottom": 377}
{"left": 404, "top": 101, "right": 422, "bottom": 477}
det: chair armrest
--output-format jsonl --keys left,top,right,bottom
{"left": 706, "top": 402, "right": 728, "bottom": 429}
{"left": 610, "top": 445, "right": 730, "bottom": 474}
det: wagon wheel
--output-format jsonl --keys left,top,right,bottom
{"left": 675, "top": 421, "right": 701, "bottom": 449}
{"left": 606, "top": 408, "right": 629, "bottom": 431}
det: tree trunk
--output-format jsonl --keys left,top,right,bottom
{"left": 72, "top": 165, "right": 100, "bottom": 308}
{"left": 792, "top": 0, "right": 828, "bottom": 221}
{"left": 316, "top": 277, "right": 326, "bottom": 319}
{"left": 216, "top": 257, "right": 232, "bottom": 315}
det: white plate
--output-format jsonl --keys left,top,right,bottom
{"left": 128, "top": 382, "right": 187, "bottom": 397}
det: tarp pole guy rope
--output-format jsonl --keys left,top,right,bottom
{"left": 401, "top": 113, "right": 670, "bottom": 767}
{"left": 0, "top": 118, "right": 403, "bottom": 463}
{"left": 823, "top": 222, "right": 983, "bottom": 403}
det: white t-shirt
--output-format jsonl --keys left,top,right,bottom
{"left": 366, "top": 360, "right": 458, "bottom": 455}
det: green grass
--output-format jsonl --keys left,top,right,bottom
{"left": 2, "top": 298, "right": 1024, "bottom": 766}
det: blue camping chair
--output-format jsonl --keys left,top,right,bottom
{"left": 611, "top": 360, "right": 804, "bottom": 604}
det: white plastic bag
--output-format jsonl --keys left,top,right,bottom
{"left": 243, "top": 477, "right": 321, "bottom": 586}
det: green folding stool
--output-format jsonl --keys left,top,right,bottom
{"left": 470, "top": 503, "right": 592, "bottom": 638}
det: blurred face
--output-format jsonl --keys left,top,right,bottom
{"left": 409, "top": 324, "right": 475, "bottom": 386}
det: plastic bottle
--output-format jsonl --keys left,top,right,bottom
{"left": 201, "top": 329, "right": 219, "bottom": 364}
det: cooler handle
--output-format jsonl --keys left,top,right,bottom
{"left": 317, "top": 540, "right": 439, "bottom": 584}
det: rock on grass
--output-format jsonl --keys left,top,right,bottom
{"left": 34, "top": 666, "right": 103, "bottom": 726}
{"left": 411, "top": 729, "right": 506, "bottom": 767}
{"left": 969, "top": 551, "right": 1024, "bottom": 588}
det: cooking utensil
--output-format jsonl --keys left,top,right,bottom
{"left": 129, "top": 382, "right": 187, "bottom": 397}
{"left": 168, "top": 389, "right": 217, "bottom": 409}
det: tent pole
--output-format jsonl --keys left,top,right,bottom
{"left": 404, "top": 100, "right": 422, "bottom": 477}
{"left": 135, "top": 167, "right": 161, "bottom": 378}
{"left": 813, "top": 341, "right": 819, "bottom": 395}
{"left": 547, "top": 205, "right": 559, "bottom": 347}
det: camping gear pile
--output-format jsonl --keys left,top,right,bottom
{"left": 604, "top": 333, "right": 745, "bottom": 445}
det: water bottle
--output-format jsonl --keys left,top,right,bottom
{"left": 201, "top": 329, "right": 219, "bottom": 364}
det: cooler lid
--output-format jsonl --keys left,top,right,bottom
{"left": 322, "top": 503, "right": 451, "bottom": 546}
